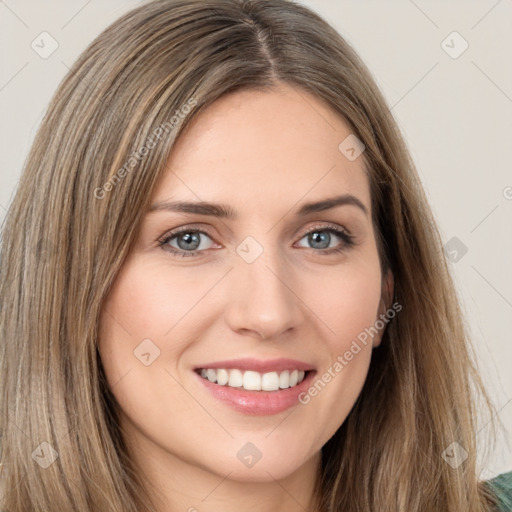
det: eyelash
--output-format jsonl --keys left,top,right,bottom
{"left": 157, "top": 223, "right": 356, "bottom": 258}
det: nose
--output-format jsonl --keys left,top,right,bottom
{"left": 223, "top": 246, "right": 304, "bottom": 340}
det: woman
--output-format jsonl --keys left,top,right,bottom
{"left": 0, "top": 0, "right": 510, "bottom": 510}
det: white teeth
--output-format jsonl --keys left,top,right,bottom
{"left": 216, "top": 368, "right": 229, "bottom": 386}
{"left": 228, "top": 369, "right": 243, "bottom": 388}
{"left": 198, "top": 368, "right": 308, "bottom": 391}
{"left": 279, "top": 370, "right": 290, "bottom": 389}
{"left": 261, "top": 371, "right": 279, "bottom": 391}
{"left": 243, "top": 371, "right": 261, "bottom": 390}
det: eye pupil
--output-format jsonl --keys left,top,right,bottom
{"left": 177, "top": 232, "right": 201, "bottom": 250}
{"left": 309, "top": 231, "right": 330, "bottom": 249}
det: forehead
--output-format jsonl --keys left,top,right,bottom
{"left": 154, "top": 84, "right": 370, "bottom": 214}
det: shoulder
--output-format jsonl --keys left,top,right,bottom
{"left": 483, "top": 470, "right": 512, "bottom": 512}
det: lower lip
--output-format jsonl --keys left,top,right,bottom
{"left": 193, "top": 370, "right": 317, "bottom": 416}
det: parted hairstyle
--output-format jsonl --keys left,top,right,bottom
{"left": 0, "top": 0, "right": 503, "bottom": 510}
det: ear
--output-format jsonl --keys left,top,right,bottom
{"left": 373, "top": 268, "right": 394, "bottom": 348}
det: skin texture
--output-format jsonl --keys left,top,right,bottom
{"left": 98, "top": 83, "right": 394, "bottom": 512}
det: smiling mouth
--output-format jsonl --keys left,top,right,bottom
{"left": 194, "top": 368, "right": 312, "bottom": 392}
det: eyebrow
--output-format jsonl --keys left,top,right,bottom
{"left": 148, "top": 193, "right": 369, "bottom": 219}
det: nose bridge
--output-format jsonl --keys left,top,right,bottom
{"left": 225, "top": 235, "right": 302, "bottom": 338}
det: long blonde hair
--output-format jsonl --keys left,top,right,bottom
{"left": 0, "top": 1, "right": 502, "bottom": 510}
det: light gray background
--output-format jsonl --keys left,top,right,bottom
{"left": 0, "top": 0, "right": 511, "bottom": 478}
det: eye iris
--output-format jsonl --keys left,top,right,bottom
{"left": 177, "top": 232, "right": 201, "bottom": 250}
{"left": 309, "top": 231, "right": 330, "bottom": 249}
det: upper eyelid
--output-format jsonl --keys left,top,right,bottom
{"left": 159, "top": 222, "right": 351, "bottom": 246}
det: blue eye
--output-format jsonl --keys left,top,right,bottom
{"left": 158, "top": 224, "right": 355, "bottom": 258}
{"left": 158, "top": 228, "right": 216, "bottom": 257}
{"left": 296, "top": 227, "right": 354, "bottom": 252}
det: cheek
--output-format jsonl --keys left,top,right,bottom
{"left": 96, "top": 257, "right": 230, "bottom": 438}
{"left": 96, "top": 261, "right": 206, "bottom": 451}
{"left": 294, "top": 252, "right": 382, "bottom": 440}
{"left": 98, "top": 257, "right": 216, "bottom": 373}
{"left": 299, "top": 320, "right": 375, "bottom": 449}
{"left": 301, "top": 249, "right": 383, "bottom": 351}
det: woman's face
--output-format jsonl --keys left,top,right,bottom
{"left": 98, "top": 83, "right": 393, "bottom": 485}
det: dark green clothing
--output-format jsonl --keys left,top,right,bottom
{"left": 485, "top": 470, "right": 512, "bottom": 511}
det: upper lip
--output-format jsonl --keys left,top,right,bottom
{"left": 194, "top": 357, "right": 315, "bottom": 374}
